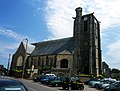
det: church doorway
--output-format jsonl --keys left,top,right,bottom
{"left": 84, "top": 66, "right": 89, "bottom": 74}
{"left": 57, "top": 73, "right": 64, "bottom": 77}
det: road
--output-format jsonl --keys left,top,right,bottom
{"left": 19, "top": 79, "right": 59, "bottom": 91}
{"left": 19, "top": 78, "right": 102, "bottom": 91}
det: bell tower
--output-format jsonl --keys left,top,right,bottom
{"left": 73, "top": 7, "right": 102, "bottom": 76}
{"left": 73, "top": 7, "right": 82, "bottom": 44}
{"left": 73, "top": 7, "right": 84, "bottom": 75}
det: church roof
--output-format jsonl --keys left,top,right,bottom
{"left": 31, "top": 37, "right": 75, "bottom": 56}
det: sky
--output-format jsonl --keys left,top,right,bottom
{"left": 0, "top": 0, "right": 120, "bottom": 70}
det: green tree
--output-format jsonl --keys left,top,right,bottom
{"left": 112, "top": 68, "right": 120, "bottom": 73}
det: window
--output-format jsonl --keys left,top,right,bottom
{"left": 60, "top": 59, "right": 68, "bottom": 68}
{"left": 17, "top": 56, "right": 23, "bottom": 66}
{"left": 46, "top": 56, "right": 49, "bottom": 65}
{"left": 84, "top": 19, "right": 88, "bottom": 31}
{"left": 84, "top": 17, "right": 88, "bottom": 21}
{"left": 38, "top": 57, "right": 41, "bottom": 66}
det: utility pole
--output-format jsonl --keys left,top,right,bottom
{"left": 7, "top": 54, "right": 11, "bottom": 76}
{"left": 22, "top": 38, "right": 28, "bottom": 79}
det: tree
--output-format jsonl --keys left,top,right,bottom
{"left": 112, "top": 68, "right": 120, "bottom": 73}
{"left": 111, "top": 68, "right": 120, "bottom": 80}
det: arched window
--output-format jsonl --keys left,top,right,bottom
{"left": 17, "top": 56, "right": 23, "bottom": 66}
{"left": 60, "top": 59, "right": 68, "bottom": 68}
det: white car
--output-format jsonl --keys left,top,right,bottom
{"left": 96, "top": 80, "right": 116, "bottom": 89}
{"left": 89, "top": 78, "right": 116, "bottom": 88}
{"left": 45, "top": 73, "right": 56, "bottom": 77}
{"left": 89, "top": 80, "right": 101, "bottom": 87}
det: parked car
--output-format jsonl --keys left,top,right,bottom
{"left": 84, "top": 78, "right": 100, "bottom": 85}
{"left": 0, "top": 79, "right": 28, "bottom": 91}
{"left": 45, "top": 73, "right": 56, "bottom": 77}
{"left": 62, "top": 76, "right": 84, "bottom": 90}
{"left": 40, "top": 75, "right": 50, "bottom": 84}
{"left": 40, "top": 75, "right": 56, "bottom": 84}
{"left": 89, "top": 79, "right": 101, "bottom": 87}
{"left": 70, "top": 77, "right": 84, "bottom": 90}
{"left": 104, "top": 81, "right": 120, "bottom": 91}
{"left": 89, "top": 78, "right": 116, "bottom": 88}
{"left": 45, "top": 76, "right": 56, "bottom": 85}
{"left": 33, "top": 76, "right": 42, "bottom": 82}
{"left": 62, "top": 77, "right": 70, "bottom": 90}
{"left": 96, "top": 80, "right": 116, "bottom": 89}
{"left": 71, "top": 80, "right": 84, "bottom": 90}
{"left": 50, "top": 77, "right": 63, "bottom": 87}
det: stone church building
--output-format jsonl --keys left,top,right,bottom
{"left": 10, "top": 7, "right": 102, "bottom": 77}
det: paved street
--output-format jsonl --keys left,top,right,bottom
{"left": 19, "top": 78, "right": 103, "bottom": 91}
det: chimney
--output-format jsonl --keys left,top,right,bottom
{"left": 75, "top": 7, "right": 82, "bottom": 17}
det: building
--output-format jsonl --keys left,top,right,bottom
{"left": 10, "top": 7, "right": 102, "bottom": 77}
{"left": 73, "top": 7, "right": 102, "bottom": 76}
{"left": 102, "top": 62, "right": 110, "bottom": 77}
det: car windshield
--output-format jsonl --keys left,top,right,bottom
{"left": 0, "top": 79, "right": 27, "bottom": 91}
{"left": 0, "top": 85, "right": 27, "bottom": 91}
{"left": 112, "top": 82, "right": 120, "bottom": 86}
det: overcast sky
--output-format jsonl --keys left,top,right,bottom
{"left": 0, "top": 0, "right": 120, "bottom": 70}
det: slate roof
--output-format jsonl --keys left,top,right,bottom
{"left": 31, "top": 37, "right": 75, "bottom": 56}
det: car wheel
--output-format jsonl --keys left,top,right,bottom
{"left": 62, "top": 87, "right": 66, "bottom": 90}
{"left": 55, "top": 84, "right": 58, "bottom": 86}
{"left": 95, "top": 84, "right": 98, "bottom": 88}
{"left": 80, "top": 86, "right": 84, "bottom": 90}
{"left": 110, "top": 90, "right": 115, "bottom": 91}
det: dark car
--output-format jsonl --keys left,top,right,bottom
{"left": 104, "top": 81, "right": 120, "bottom": 91}
{"left": 0, "top": 79, "right": 28, "bottom": 91}
{"left": 50, "top": 77, "right": 63, "bottom": 86}
{"left": 70, "top": 77, "right": 84, "bottom": 90}
{"left": 62, "top": 77, "right": 70, "bottom": 90}
{"left": 40, "top": 75, "right": 54, "bottom": 84}
{"left": 33, "top": 76, "right": 42, "bottom": 82}
{"left": 62, "top": 76, "right": 84, "bottom": 90}
{"left": 45, "top": 76, "right": 56, "bottom": 85}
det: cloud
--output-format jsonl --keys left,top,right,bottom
{"left": 101, "top": 27, "right": 120, "bottom": 69}
{"left": 81, "top": 0, "right": 120, "bottom": 31}
{"left": 0, "top": 26, "right": 36, "bottom": 42}
{"left": 0, "top": 41, "right": 19, "bottom": 57}
{"left": 0, "top": 27, "right": 25, "bottom": 41}
{"left": 0, "top": 26, "right": 35, "bottom": 61}
{"left": 0, "top": 42, "right": 18, "bottom": 51}
{"left": 45, "top": 0, "right": 120, "bottom": 37}
{"left": 44, "top": 0, "right": 120, "bottom": 69}
{"left": 0, "top": 26, "right": 25, "bottom": 59}
{"left": 107, "top": 39, "right": 120, "bottom": 61}
{"left": 45, "top": 0, "right": 81, "bottom": 39}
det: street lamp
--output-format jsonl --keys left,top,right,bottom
{"left": 7, "top": 54, "right": 11, "bottom": 76}
{"left": 22, "top": 38, "right": 28, "bottom": 79}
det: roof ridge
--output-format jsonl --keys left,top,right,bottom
{"left": 32, "top": 37, "right": 73, "bottom": 45}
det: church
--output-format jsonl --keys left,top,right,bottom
{"left": 10, "top": 7, "right": 102, "bottom": 77}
